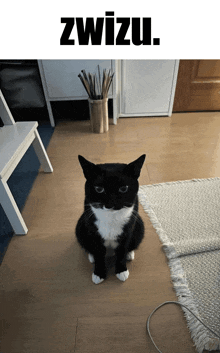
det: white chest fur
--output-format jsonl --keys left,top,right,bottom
{"left": 91, "top": 205, "right": 134, "bottom": 249}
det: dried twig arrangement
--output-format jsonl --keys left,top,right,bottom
{"left": 78, "top": 65, "right": 114, "bottom": 100}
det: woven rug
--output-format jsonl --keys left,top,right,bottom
{"left": 138, "top": 178, "right": 220, "bottom": 353}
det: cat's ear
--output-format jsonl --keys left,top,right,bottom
{"left": 124, "top": 154, "right": 146, "bottom": 179}
{"left": 78, "top": 155, "right": 100, "bottom": 180}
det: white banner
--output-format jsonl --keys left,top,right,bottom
{"left": 1, "top": 0, "right": 219, "bottom": 59}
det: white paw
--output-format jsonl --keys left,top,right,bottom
{"left": 126, "top": 251, "right": 135, "bottom": 261}
{"left": 92, "top": 273, "right": 104, "bottom": 284}
{"left": 116, "top": 270, "right": 129, "bottom": 281}
{"left": 88, "top": 253, "right": 94, "bottom": 263}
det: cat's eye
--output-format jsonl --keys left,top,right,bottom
{"left": 119, "top": 186, "right": 128, "bottom": 193}
{"left": 95, "top": 186, "right": 105, "bottom": 193}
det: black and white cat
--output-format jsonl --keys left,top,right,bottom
{"left": 75, "top": 154, "right": 146, "bottom": 284}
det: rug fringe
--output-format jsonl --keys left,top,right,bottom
{"left": 169, "top": 257, "right": 220, "bottom": 353}
{"left": 138, "top": 185, "right": 220, "bottom": 353}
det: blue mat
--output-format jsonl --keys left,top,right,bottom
{"left": 0, "top": 123, "right": 54, "bottom": 264}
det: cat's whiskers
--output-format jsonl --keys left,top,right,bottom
{"left": 90, "top": 202, "right": 103, "bottom": 209}
{"left": 130, "top": 210, "right": 143, "bottom": 225}
{"left": 81, "top": 208, "right": 94, "bottom": 221}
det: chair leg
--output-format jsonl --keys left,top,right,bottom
{"left": 0, "top": 179, "right": 28, "bottom": 235}
{"left": 32, "top": 130, "right": 53, "bottom": 173}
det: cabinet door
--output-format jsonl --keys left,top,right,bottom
{"left": 120, "top": 60, "right": 178, "bottom": 116}
{"left": 41, "top": 60, "right": 113, "bottom": 99}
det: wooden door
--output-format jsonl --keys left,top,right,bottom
{"left": 173, "top": 60, "right": 220, "bottom": 112}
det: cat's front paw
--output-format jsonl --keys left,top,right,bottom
{"left": 116, "top": 270, "right": 129, "bottom": 281}
{"left": 92, "top": 273, "right": 105, "bottom": 285}
{"left": 126, "top": 251, "right": 135, "bottom": 261}
{"left": 88, "top": 253, "right": 94, "bottom": 263}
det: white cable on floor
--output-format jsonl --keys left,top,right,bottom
{"left": 147, "top": 301, "right": 220, "bottom": 353}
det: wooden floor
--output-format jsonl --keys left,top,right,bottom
{"left": 1, "top": 112, "right": 220, "bottom": 353}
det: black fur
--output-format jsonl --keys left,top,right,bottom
{"left": 75, "top": 155, "right": 146, "bottom": 281}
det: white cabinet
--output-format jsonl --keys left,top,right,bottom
{"left": 38, "top": 60, "right": 115, "bottom": 126}
{"left": 117, "top": 60, "right": 179, "bottom": 117}
{"left": 40, "top": 60, "right": 114, "bottom": 99}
